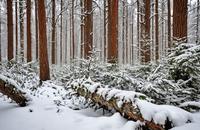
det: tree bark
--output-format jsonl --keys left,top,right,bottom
{"left": 26, "top": 0, "right": 32, "bottom": 62}
{"left": 15, "top": 0, "right": 18, "bottom": 61}
{"left": 84, "top": 0, "right": 93, "bottom": 59}
{"left": 107, "top": 0, "right": 118, "bottom": 63}
{"left": 51, "top": 0, "right": 56, "bottom": 64}
{"left": 196, "top": 0, "right": 199, "bottom": 44}
{"left": 155, "top": 0, "right": 159, "bottom": 60}
{"left": 104, "top": 0, "right": 107, "bottom": 62}
{"left": 173, "top": 0, "right": 188, "bottom": 42}
{"left": 0, "top": 4, "right": 1, "bottom": 62}
{"left": 60, "top": 0, "right": 63, "bottom": 64}
{"left": 7, "top": 0, "right": 14, "bottom": 61}
{"left": 35, "top": 0, "right": 39, "bottom": 60}
{"left": 167, "top": 0, "right": 171, "bottom": 49}
{"left": 80, "top": 0, "right": 84, "bottom": 59}
{"left": 38, "top": 0, "right": 50, "bottom": 81}
{"left": 19, "top": 0, "right": 24, "bottom": 61}
{"left": 0, "top": 77, "right": 27, "bottom": 107}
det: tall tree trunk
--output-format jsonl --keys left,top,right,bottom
{"left": 137, "top": 0, "right": 140, "bottom": 63}
{"left": 15, "top": 0, "right": 18, "bottom": 61}
{"left": 167, "top": 0, "right": 171, "bottom": 49}
{"left": 38, "top": 0, "right": 50, "bottom": 81}
{"left": 122, "top": 0, "right": 125, "bottom": 64}
{"left": 197, "top": 0, "right": 199, "bottom": 44}
{"left": 84, "top": 0, "right": 93, "bottom": 59}
{"left": 173, "top": 0, "right": 188, "bottom": 42}
{"left": 107, "top": 0, "right": 118, "bottom": 63}
{"left": 0, "top": 3, "right": 1, "bottom": 62}
{"left": 51, "top": 0, "right": 56, "bottom": 64}
{"left": 19, "top": 0, "right": 24, "bottom": 61}
{"left": 140, "top": 0, "right": 150, "bottom": 63}
{"left": 104, "top": 0, "right": 107, "bottom": 62}
{"left": 60, "top": 0, "right": 63, "bottom": 64}
{"left": 71, "top": 0, "right": 75, "bottom": 59}
{"left": 26, "top": 0, "right": 31, "bottom": 62}
{"left": 80, "top": 0, "right": 84, "bottom": 58}
{"left": 35, "top": 0, "right": 39, "bottom": 60}
{"left": 125, "top": 0, "right": 129, "bottom": 64}
{"left": 155, "top": 0, "right": 159, "bottom": 60}
{"left": 7, "top": 0, "right": 14, "bottom": 61}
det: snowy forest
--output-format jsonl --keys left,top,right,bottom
{"left": 0, "top": 0, "right": 200, "bottom": 130}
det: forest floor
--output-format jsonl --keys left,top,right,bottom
{"left": 0, "top": 81, "right": 200, "bottom": 130}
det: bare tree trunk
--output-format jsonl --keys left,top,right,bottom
{"left": 35, "top": 0, "right": 39, "bottom": 60}
{"left": 80, "top": 0, "right": 84, "bottom": 58}
{"left": 137, "top": 0, "right": 140, "bottom": 63}
{"left": 155, "top": 0, "right": 159, "bottom": 60}
{"left": 107, "top": 0, "right": 118, "bottom": 63}
{"left": 38, "top": 0, "right": 50, "bottom": 81}
{"left": 0, "top": 4, "right": 1, "bottom": 62}
{"left": 51, "top": 0, "right": 56, "bottom": 64}
{"left": 173, "top": 0, "right": 188, "bottom": 42}
{"left": 197, "top": 0, "right": 199, "bottom": 44}
{"left": 167, "top": 0, "right": 171, "bottom": 49}
{"left": 7, "top": 0, "right": 14, "bottom": 61}
{"left": 19, "top": 0, "right": 24, "bottom": 62}
{"left": 141, "top": 0, "right": 150, "bottom": 63}
{"left": 125, "top": 0, "right": 129, "bottom": 64}
{"left": 15, "top": 0, "right": 18, "bottom": 61}
{"left": 104, "top": 0, "right": 107, "bottom": 62}
{"left": 84, "top": 0, "right": 93, "bottom": 59}
{"left": 71, "top": 0, "right": 75, "bottom": 59}
{"left": 122, "top": 0, "right": 125, "bottom": 64}
{"left": 60, "top": 0, "right": 63, "bottom": 64}
{"left": 26, "top": 0, "right": 32, "bottom": 62}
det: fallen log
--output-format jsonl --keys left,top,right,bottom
{"left": 68, "top": 78, "right": 192, "bottom": 130}
{"left": 0, "top": 75, "right": 28, "bottom": 107}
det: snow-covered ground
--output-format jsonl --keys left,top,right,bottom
{"left": 0, "top": 82, "right": 200, "bottom": 130}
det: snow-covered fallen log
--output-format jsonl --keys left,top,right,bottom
{"left": 0, "top": 74, "right": 28, "bottom": 107}
{"left": 69, "top": 78, "right": 192, "bottom": 130}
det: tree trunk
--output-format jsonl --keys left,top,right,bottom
{"left": 122, "top": 0, "right": 125, "bottom": 64}
{"left": 7, "top": 0, "right": 14, "bottom": 61}
{"left": 155, "top": 0, "right": 159, "bottom": 60}
{"left": 107, "top": 0, "right": 118, "bottom": 63}
{"left": 0, "top": 4, "right": 1, "bottom": 62}
{"left": 15, "top": 0, "right": 18, "bottom": 61}
{"left": 80, "top": 0, "right": 84, "bottom": 58}
{"left": 84, "top": 0, "right": 93, "bottom": 59}
{"left": 26, "top": 0, "right": 32, "bottom": 62}
{"left": 104, "top": 0, "right": 107, "bottom": 62}
{"left": 167, "top": 0, "right": 171, "bottom": 49}
{"left": 71, "top": 0, "right": 75, "bottom": 59}
{"left": 196, "top": 0, "right": 199, "bottom": 44}
{"left": 51, "top": 0, "right": 56, "bottom": 64}
{"left": 125, "top": 0, "right": 129, "bottom": 64}
{"left": 0, "top": 76, "right": 27, "bottom": 107}
{"left": 38, "top": 0, "right": 50, "bottom": 81}
{"left": 173, "top": 0, "right": 188, "bottom": 42}
{"left": 60, "top": 0, "right": 63, "bottom": 64}
{"left": 35, "top": 0, "right": 39, "bottom": 60}
{"left": 70, "top": 81, "right": 172, "bottom": 130}
{"left": 19, "top": 0, "right": 24, "bottom": 62}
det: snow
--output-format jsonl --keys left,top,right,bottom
{"left": 136, "top": 99, "right": 192, "bottom": 126}
{"left": 0, "top": 74, "right": 24, "bottom": 92}
{"left": 1, "top": 80, "right": 200, "bottom": 130}
{"left": 180, "top": 101, "right": 200, "bottom": 108}
{"left": 0, "top": 96, "right": 133, "bottom": 130}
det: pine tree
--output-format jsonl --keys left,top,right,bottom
{"left": 51, "top": 0, "right": 56, "bottom": 64}
{"left": 35, "top": 0, "right": 39, "bottom": 60}
{"left": 19, "top": 0, "right": 24, "bottom": 61}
